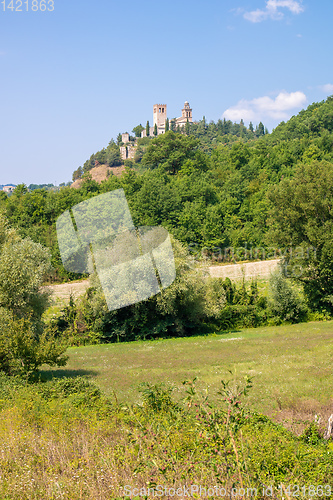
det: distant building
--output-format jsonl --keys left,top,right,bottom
{"left": 2, "top": 185, "right": 15, "bottom": 193}
{"left": 119, "top": 101, "right": 194, "bottom": 161}
{"left": 120, "top": 145, "right": 137, "bottom": 161}
{"left": 141, "top": 101, "right": 193, "bottom": 138}
{"left": 121, "top": 133, "right": 130, "bottom": 143}
{"left": 174, "top": 101, "right": 193, "bottom": 128}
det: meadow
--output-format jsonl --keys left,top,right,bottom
{"left": 41, "top": 320, "right": 333, "bottom": 429}
{"left": 1, "top": 320, "right": 333, "bottom": 499}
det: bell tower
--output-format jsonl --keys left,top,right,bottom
{"left": 181, "top": 101, "right": 192, "bottom": 122}
{"left": 153, "top": 104, "right": 167, "bottom": 133}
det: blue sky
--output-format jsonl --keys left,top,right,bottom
{"left": 0, "top": 0, "right": 332, "bottom": 185}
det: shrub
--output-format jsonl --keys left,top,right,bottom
{"left": 0, "top": 214, "right": 68, "bottom": 376}
{"left": 138, "top": 382, "right": 179, "bottom": 413}
{"left": 269, "top": 272, "right": 307, "bottom": 323}
{"left": 0, "top": 313, "right": 68, "bottom": 377}
{"left": 55, "top": 238, "right": 226, "bottom": 343}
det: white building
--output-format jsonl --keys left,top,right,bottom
{"left": 141, "top": 101, "right": 193, "bottom": 137}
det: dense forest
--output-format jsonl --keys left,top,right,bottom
{"left": 1, "top": 96, "right": 333, "bottom": 343}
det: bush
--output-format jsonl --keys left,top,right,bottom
{"left": 0, "top": 214, "right": 68, "bottom": 376}
{"left": 54, "top": 238, "right": 226, "bottom": 344}
{"left": 138, "top": 382, "right": 179, "bottom": 413}
{"left": 215, "top": 278, "right": 269, "bottom": 330}
{"left": 123, "top": 159, "right": 134, "bottom": 167}
{"left": 0, "top": 313, "right": 68, "bottom": 377}
{"left": 269, "top": 272, "right": 307, "bottom": 323}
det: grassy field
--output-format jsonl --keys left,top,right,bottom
{"left": 1, "top": 320, "right": 333, "bottom": 499}
{"left": 41, "top": 320, "right": 333, "bottom": 434}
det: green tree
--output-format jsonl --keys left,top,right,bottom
{"left": 154, "top": 123, "right": 158, "bottom": 136}
{"left": 72, "top": 166, "right": 83, "bottom": 182}
{"left": 141, "top": 131, "right": 199, "bottom": 175}
{"left": 106, "top": 140, "right": 121, "bottom": 167}
{"left": 95, "top": 148, "right": 107, "bottom": 165}
{"left": 75, "top": 238, "right": 225, "bottom": 342}
{"left": 146, "top": 120, "right": 150, "bottom": 137}
{"left": 267, "top": 160, "right": 333, "bottom": 311}
{"left": 257, "top": 122, "right": 265, "bottom": 137}
{"left": 117, "top": 133, "right": 123, "bottom": 146}
{"left": 268, "top": 272, "right": 306, "bottom": 323}
{"left": 165, "top": 118, "right": 169, "bottom": 132}
{"left": 132, "top": 124, "right": 144, "bottom": 137}
{"left": 0, "top": 215, "right": 68, "bottom": 376}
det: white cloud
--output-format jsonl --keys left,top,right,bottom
{"left": 222, "top": 91, "right": 307, "bottom": 124}
{"left": 319, "top": 84, "right": 333, "bottom": 94}
{"left": 243, "top": 0, "right": 304, "bottom": 23}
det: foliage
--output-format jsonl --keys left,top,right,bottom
{"left": 132, "top": 124, "right": 144, "bottom": 137}
{"left": 1, "top": 371, "right": 331, "bottom": 497}
{"left": 268, "top": 272, "right": 307, "bottom": 324}
{"left": 53, "top": 238, "right": 226, "bottom": 344}
{"left": 3, "top": 95, "right": 333, "bottom": 326}
{"left": 0, "top": 214, "right": 68, "bottom": 376}
{"left": 0, "top": 314, "right": 68, "bottom": 377}
{"left": 267, "top": 160, "right": 333, "bottom": 311}
{"left": 216, "top": 278, "right": 268, "bottom": 330}
{"left": 141, "top": 131, "right": 200, "bottom": 174}
{"left": 138, "top": 381, "right": 179, "bottom": 413}
{"left": 0, "top": 214, "right": 51, "bottom": 322}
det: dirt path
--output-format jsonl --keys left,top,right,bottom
{"left": 208, "top": 259, "right": 280, "bottom": 280}
{"left": 44, "top": 259, "right": 280, "bottom": 304}
{"left": 43, "top": 280, "right": 90, "bottom": 303}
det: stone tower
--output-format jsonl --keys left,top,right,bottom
{"left": 153, "top": 104, "right": 167, "bottom": 133}
{"left": 181, "top": 101, "right": 192, "bottom": 122}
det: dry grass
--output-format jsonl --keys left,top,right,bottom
{"left": 71, "top": 164, "right": 126, "bottom": 189}
{"left": 40, "top": 320, "right": 333, "bottom": 434}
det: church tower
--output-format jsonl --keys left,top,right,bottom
{"left": 181, "top": 101, "right": 192, "bottom": 122}
{"left": 153, "top": 104, "right": 167, "bottom": 134}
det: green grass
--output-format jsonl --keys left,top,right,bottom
{"left": 41, "top": 320, "right": 333, "bottom": 428}
{"left": 2, "top": 320, "right": 333, "bottom": 498}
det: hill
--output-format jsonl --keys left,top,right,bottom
{"left": 71, "top": 163, "right": 126, "bottom": 189}
{"left": 1, "top": 95, "right": 333, "bottom": 319}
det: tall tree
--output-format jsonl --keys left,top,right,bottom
{"left": 132, "top": 124, "right": 144, "bottom": 137}
{"left": 258, "top": 122, "right": 265, "bottom": 136}
{"left": 154, "top": 123, "right": 158, "bottom": 136}
{"left": 141, "top": 131, "right": 199, "bottom": 175}
{"left": 267, "top": 160, "right": 333, "bottom": 311}
{"left": 165, "top": 118, "right": 169, "bottom": 132}
{"left": 146, "top": 121, "right": 150, "bottom": 137}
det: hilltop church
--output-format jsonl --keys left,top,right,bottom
{"left": 141, "top": 101, "right": 193, "bottom": 137}
{"left": 120, "top": 101, "right": 193, "bottom": 161}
